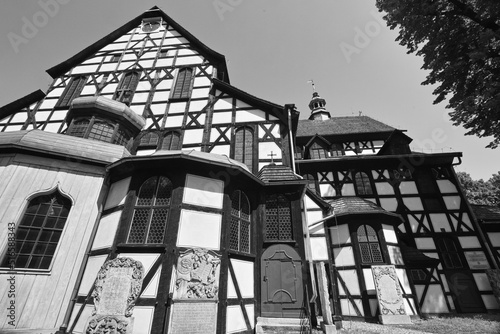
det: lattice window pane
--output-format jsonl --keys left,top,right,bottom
{"left": 137, "top": 177, "right": 157, "bottom": 206}
{"left": 360, "top": 243, "right": 372, "bottom": 263}
{"left": 146, "top": 208, "right": 168, "bottom": 243}
{"left": 69, "top": 120, "right": 89, "bottom": 138}
{"left": 229, "top": 217, "right": 240, "bottom": 251}
{"left": 127, "top": 208, "right": 150, "bottom": 243}
{"left": 140, "top": 132, "right": 159, "bottom": 147}
{"left": 370, "top": 243, "right": 383, "bottom": 262}
{"left": 155, "top": 177, "right": 172, "bottom": 206}
{"left": 230, "top": 191, "right": 251, "bottom": 253}
{"left": 265, "top": 195, "right": 292, "bottom": 241}
{"left": 355, "top": 172, "right": 373, "bottom": 195}
{"left": 231, "top": 191, "right": 241, "bottom": 217}
{"left": 366, "top": 225, "right": 378, "bottom": 242}
{"left": 240, "top": 222, "right": 250, "bottom": 253}
{"left": 88, "top": 121, "right": 114, "bottom": 143}
{"left": 161, "top": 132, "right": 181, "bottom": 150}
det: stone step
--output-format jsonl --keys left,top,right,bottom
{"left": 256, "top": 317, "right": 311, "bottom": 334}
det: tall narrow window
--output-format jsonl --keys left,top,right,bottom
{"left": 1, "top": 192, "right": 71, "bottom": 269}
{"left": 357, "top": 225, "right": 383, "bottom": 264}
{"left": 161, "top": 131, "right": 181, "bottom": 150}
{"left": 229, "top": 191, "right": 251, "bottom": 253}
{"left": 265, "top": 194, "right": 293, "bottom": 241}
{"left": 354, "top": 172, "right": 373, "bottom": 195}
{"left": 171, "top": 68, "right": 193, "bottom": 100}
{"left": 234, "top": 127, "right": 254, "bottom": 171}
{"left": 56, "top": 76, "right": 87, "bottom": 107}
{"left": 437, "top": 238, "right": 463, "bottom": 269}
{"left": 127, "top": 176, "right": 172, "bottom": 244}
{"left": 114, "top": 72, "right": 139, "bottom": 106}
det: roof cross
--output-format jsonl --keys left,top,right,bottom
{"left": 267, "top": 151, "right": 277, "bottom": 163}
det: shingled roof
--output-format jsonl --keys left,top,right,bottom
{"left": 471, "top": 204, "right": 500, "bottom": 222}
{"left": 257, "top": 163, "right": 303, "bottom": 183}
{"left": 329, "top": 197, "right": 401, "bottom": 219}
{"left": 296, "top": 116, "right": 395, "bottom": 138}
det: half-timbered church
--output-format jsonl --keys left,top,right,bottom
{"left": 0, "top": 6, "right": 498, "bottom": 334}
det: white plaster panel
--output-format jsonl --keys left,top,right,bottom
{"left": 341, "top": 184, "right": 356, "bottom": 196}
{"left": 133, "top": 92, "right": 149, "bottom": 103}
{"left": 191, "top": 87, "right": 210, "bottom": 99}
{"left": 101, "top": 83, "right": 118, "bottom": 94}
{"left": 156, "top": 58, "right": 174, "bottom": 67}
{"left": 488, "top": 232, "right": 500, "bottom": 247}
{"left": 227, "top": 270, "right": 237, "bottom": 298}
{"left": 415, "top": 238, "right": 436, "bottom": 250}
{"left": 319, "top": 184, "right": 336, "bottom": 197}
{"left": 437, "top": 180, "right": 458, "bottom": 193}
{"left": 156, "top": 78, "right": 173, "bottom": 90}
{"left": 338, "top": 270, "right": 360, "bottom": 295}
{"left": 209, "top": 145, "right": 230, "bottom": 156}
{"left": 330, "top": 225, "right": 351, "bottom": 245}
{"left": 138, "top": 59, "right": 154, "bottom": 68}
{"left": 333, "top": 246, "right": 355, "bottom": 266}
{"left": 91, "top": 211, "right": 121, "bottom": 250}
{"left": 415, "top": 285, "right": 424, "bottom": 301}
{"left": 164, "top": 115, "right": 183, "bottom": 128}
{"left": 214, "top": 98, "right": 233, "bottom": 110}
{"left": 70, "top": 304, "right": 94, "bottom": 334}
{"left": 443, "top": 196, "right": 461, "bottom": 210}
{"left": 306, "top": 210, "right": 324, "bottom": 227}
{"left": 379, "top": 198, "right": 398, "bottom": 212}
{"left": 363, "top": 268, "right": 376, "bottom": 295}
{"left": 117, "top": 253, "right": 159, "bottom": 275}
{"left": 230, "top": 259, "right": 254, "bottom": 298}
{"left": 304, "top": 195, "right": 319, "bottom": 210}
{"left": 152, "top": 91, "right": 170, "bottom": 103}
{"left": 212, "top": 111, "right": 233, "bottom": 124}
{"left": 132, "top": 306, "right": 155, "bottom": 334}
{"left": 235, "top": 100, "right": 251, "bottom": 109}
{"left": 104, "top": 177, "right": 131, "bottom": 209}
{"left": 81, "top": 85, "right": 96, "bottom": 96}
{"left": 462, "top": 214, "right": 474, "bottom": 230}
{"left": 72, "top": 64, "right": 99, "bottom": 74}
{"left": 183, "top": 174, "right": 224, "bottom": 209}
{"left": 168, "top": 102, "right": 187, "bottom": 114}
{"left": 382, "top": 224, "right": 398, "bottom": 244}
{"left": 458, "top": 236, "right": 481, "bottom": 249}
{"left": 141, "top": 266, "right": 161, "bottom": 298}
{"left": 182, "top": 128, "right": 204, "bottom": 144}
{"left": 399, "top": 181, "right": 418, "bottom": 195}
{"left": 388, "top": 246, "right": 404, "bottom": 265}
{"left": 226, "top": 305, "right": 246, "bottom": 333}
{"left": 38, "top": 98, "right": 58, "bottom": 110}
{"left": 473, "top": 273, "right": 492, "bottom": 291}
{"left": 245, "top": 304, "right": 255, "bottom": 328}
{"left": 175, "top": 55, "right": 204, "bottom": 65}
{"left": 10, "top": 112, "right": 29, "bottom": 123}
{"left": 136, "top": 149, "right": 155, "bottom": 156}
{"left": 404, "top": 298, "right": 417, "bottom": 315}
{"left": 375, "top": 182, "right": 395, "bottom": 195}
{"left": 44, "top": 122, "right": 62, "bottom": 133}
{"left": 402, "top": 197, "right": 424, "bottom": 211}
{"left": 310, "top": 237, "right": 329, "bottom": 261}
{"left": 482, "top": 295, "right": 500, "bottom": 309}
{"left": 420, "top": 285, "right": 449, "bottom": 313}
{"left": 78, "top": 255, "right": 107, "bottom": 295}
{"left": 259, "top": 142, "right": 282, "bottom": 160}
{"left": 396, "top": 268, "right": 412, "bottom": 294}
{"left": 117, "top": 61, "right": 135, "bottom": 71}
{"left": 429, "top": 213, "right": 451, "bottom": 232}
{"left": 177, "top": 209, "right": 222, "bottom": 250}
{"left": 51, "top": 110, "right": 67, "bottom": 121}
{"left": 150, "top": 103, "right": 167, "bottom": 115}
{"left": 340, "top": 299, "right": 364, "bottom": 316}
{"left": 188, "top": 99, "right": 208, "bottom": 112}
{"left": 235, "top": 109, "right": 266, "bottom": 123}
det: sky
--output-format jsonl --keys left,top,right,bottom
{"left": 0, "top": 0, "right": 499, "bottom": 180}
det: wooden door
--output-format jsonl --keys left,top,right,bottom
{"left": 261, "top": 244, "right": 304, "bottom": 318}
{"left": 446, "top": 271, "right": 485, "bottom": 313}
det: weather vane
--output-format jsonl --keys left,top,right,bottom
{"left": 307, "top": 79, "right": 316, "bottom": 93}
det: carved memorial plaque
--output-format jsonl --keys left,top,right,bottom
{"left": 85, "top": 257, "right": 144, "bottom": 334}
{"left": 372, "top": 265, "right": 412, "bottom": 325}
{"left": 169, "top": 302, "right": 217, "bottom": 334}
{"left": 174, "top": 248, "right": 221, "bottom": 300}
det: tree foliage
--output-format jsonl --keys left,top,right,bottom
{"left": 456, "top": 171, "right": 500, "bottom": 205}
{"left": 375, "top": 0, "right": 500, "bottom": 148}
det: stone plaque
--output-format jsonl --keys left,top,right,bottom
{"left": 169, "top": 302, "right": 217, "bottom": 334}
{"left": 174, "top": 248, "right": 221, "bottom": 299}
{"left": 465, "top": 251, "right": 490, "bottom": 270}
{"left": 372, "top": 265, "right": 411, "bottom": 325}
{"left": 85, "top": 257, "right": 144, "bottom": 334}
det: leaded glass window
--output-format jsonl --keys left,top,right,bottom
{"left": 265, "top": 194, "right": 293, "bottom": 241}
{"left": 234, "top": 127, "right": 254, "bottom": 171}
{"left": 161, "top": 131, "right": 181, "bottom": 150}
{"left": 127, "top": 176, "right": 172, "bottom": 244}
{"left": 437, "top": 238, "right": 463, "bottom": 269}
{"left": 87, "top": 120, "right": 114, "bottom": 142}
{"left": 229, "top": 190, "right": 251, "bottom": 253}
{"left": 354, "top": 172, "right": 373, "bottom": 195}
{"left": 357, "top": 225, "right": 383, "bottom": 264}
{"left": 1, "top": 192, "right": 71, "bottom": 269}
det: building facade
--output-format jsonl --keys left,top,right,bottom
{"left": 0, "top": 6, "right": 498, "bottom": 334}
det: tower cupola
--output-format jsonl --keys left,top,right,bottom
{"left": 308, "top": 91, "right": 331, "bottom": 120}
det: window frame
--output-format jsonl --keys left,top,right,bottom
{"left": 113, "top": 71, "right": 140, "bottom": 106}
{"left": 229, "top": 190, "right": 252, "bottom": 254}
{"left": 1, "top": 191, "right": 72, "bottom": 271}
{"left": 355, "top": 224, "right": 385, "bottom": 265}
{"left": 233, "top": 126, "right": 255, "bottom": 172}
{"left": 170, "top": 67, "right": 194, "bottom": 101}
{"left": 354, "top": 171, "right": 374, "bottom": 196}
{"left": 55, "top": 76, "right": 88, "bottom": 108}
{"left": 264, "top": 194, "right": 294, "bottom": 242}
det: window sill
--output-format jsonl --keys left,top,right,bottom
{"left": 0, "top": 267, "right": 51, "bottom": 275}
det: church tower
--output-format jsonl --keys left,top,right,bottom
{"left": 308, "top": 91, "right": 330, "bottom": 120}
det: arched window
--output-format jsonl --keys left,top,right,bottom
{"left": 234, "top": 127, "right": 254, "bottom": 171}
{"left": 127, "top": 176, "right": 172, "bottom": 244}
{"left": 114, "top": 72, "right": 139, "bottom": 106}
{"left": 354, "top": 172, "right": 373, "bottom": 195}
{"left": 171, "top": 68, "right": 193, "bottom": 100}
{"left": 265, "top": 194, "right": 292, "bottom": 241}
{"left": 1, "top": 191, "right": 71, "bottom": 269}
{"left": 229, "top": 191, "right": 251, "bottom": 253}
{"left": 161, "top": 131, "right": 182, "bottom": 150}
{"left": 357, "top": 225, "right": 383, "bottom": 264}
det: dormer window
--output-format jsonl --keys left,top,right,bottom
{"left": 67, "top": 116, "right": 130, "bottom": 145}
